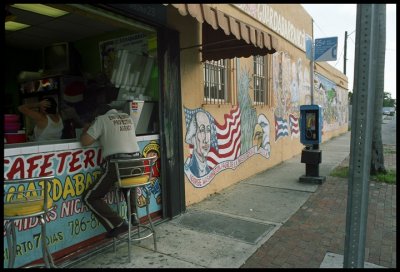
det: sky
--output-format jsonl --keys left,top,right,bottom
{"left": 302, "top": 4, "right": 397, "bottom": 99}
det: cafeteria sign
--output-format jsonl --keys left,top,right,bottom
{"left": 314, "top": 37, "right": 338, "bottom": 62}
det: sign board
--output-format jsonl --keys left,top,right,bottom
{"left": 314, "top": 37, "right": 338, "bottom": 62}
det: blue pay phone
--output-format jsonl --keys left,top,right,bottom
{"left": 300, "top": 105, "right": 322, "bottom": 145}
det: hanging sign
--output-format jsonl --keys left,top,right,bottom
{"left": 314, "top": 37, "right": 338, "bottom": 62}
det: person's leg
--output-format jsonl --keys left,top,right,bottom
{"left": 120, "top": 154, "right": 142, "bottom": 226}
{"left": 122, "top": 188, "right": 139, "bottom": 226}
{"left": 83, "top": 161, "right": 124, "bottom": 232}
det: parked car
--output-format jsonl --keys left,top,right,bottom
{"left": 382, "top": 107, "right": 395, "bottom": 116}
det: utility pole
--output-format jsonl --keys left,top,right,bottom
{"left": 344, "top": 31, "right": 347, "bottom": 75}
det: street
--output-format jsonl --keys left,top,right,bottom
{"left": 382, "top": 114, "right": 396, "bottom": 145}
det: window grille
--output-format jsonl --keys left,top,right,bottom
{"left": 253, "top": 55, "right": 268, "bottom": 105}
{"left": 203, "top": 59, "right": 227, "bottom": 104}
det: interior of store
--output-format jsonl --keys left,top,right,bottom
{"left": 5, "top": 4, "right": 160, "bottom": 143}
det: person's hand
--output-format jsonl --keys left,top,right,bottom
{"left": 39, "top": 99, "right": 51, "bottom": 109}
{"left": 82, "top": 123, "right": 91, "bottom": 133}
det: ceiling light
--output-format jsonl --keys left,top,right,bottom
{"left": 5, "top": 21, "right": 30, "bottom": 31}
{"left": 11, "top": 4, "right": 69, "bottom": 18}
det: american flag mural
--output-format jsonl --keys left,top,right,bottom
{"left": 184, "top": 106, "right": 241, "bottom": 169}
{"left": 208, "top": 106, "right": 241, "bottom": 168}
{"left": 274, "top": 115, "right": 289, "bottom": 141}
{"left": 289, "top": 114, "right": 299, "bottom": 138}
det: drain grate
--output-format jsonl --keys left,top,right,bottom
{"left": 174, "top": 210, "right": 275, "bottom": 244}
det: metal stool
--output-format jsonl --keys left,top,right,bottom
{"left": 110, "top": 156, "right": 157, "bottom": 262}
{"left": 4, "top": 176, "right": 56, "bottom": 268}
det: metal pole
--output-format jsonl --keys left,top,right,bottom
{"left": 344, "top": 31, "right": 347, "bottom": 75}
{"left": 310, "top": 19, "right": 314, "bottom": 105}
{"left": 343, "top": 4, "right": 380, "bottom": 268}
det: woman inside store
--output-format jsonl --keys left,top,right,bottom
{"left": 18, "top": 96, "right": 64, "bottom": 141}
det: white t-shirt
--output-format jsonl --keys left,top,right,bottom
{"left": 34, "top": 115, "right": 64, "bottom": 141}
{"left": 86, "top": 109, "right": 140, "bottom": 159}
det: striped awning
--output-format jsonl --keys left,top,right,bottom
{"left": 171, "top": 4, "right": 278, "bottom": 61}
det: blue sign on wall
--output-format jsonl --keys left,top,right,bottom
{"left": 305, "top": 34, "right": 313, "bottom": 60}
{"left": 314, "top": 37, "right": 338, "bottom": 62}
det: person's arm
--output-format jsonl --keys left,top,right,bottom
{"left": 80, "top": 123, "right": 96, "bottom": 146}
{"left": 18, "top": 100, "right": 49, "bottom": 126}
{"left": 60, "top": 106, "right": 84, "bottom": 128}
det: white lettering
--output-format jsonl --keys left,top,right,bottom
{"left": 234, "top": 4, "right": 306, "bottom": 51}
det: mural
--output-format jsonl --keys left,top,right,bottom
{"left": 141, "top": 140, "right": 162, "bottom": 205}
{"left": 272, "top": 52, "right": 304, "bottom": 141}
{"left": 272, "top": 51, "right": 347, "bottom": 137}
{"left": 237, "top": 71, "right": 258, "bottom": 154}
{"left": 184, "top": 69, "right": 271, "bottom": 188}
{"left": 253, "top": 114, "right": 271, "bottom": 154}
{"left": 184, "top": 110, "right": 214, "bottom": 178}
{"left": 183, "top": 52, "right": 347, "bottom": 188}
{"left": 313, "top": 73, "right": 348, "bottom": 132}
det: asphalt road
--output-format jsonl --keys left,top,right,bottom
{"left": 382, "top": 114, "right": 396, "bottom": 145}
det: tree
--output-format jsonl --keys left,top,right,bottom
{"left": 348, "top": 91, "right": 353, "bottom": 105}
{"left": 370, "top": 5, "right": 386, "bottom": 175}
{"left": 383, "top": 92, "right": 395, "bottom": 107}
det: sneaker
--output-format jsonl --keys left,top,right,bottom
{"left": 106, "top": 222, "right": 129, "bottom": 238}
{"left": 130, "top": 213, "right": 139, "bottom": 226}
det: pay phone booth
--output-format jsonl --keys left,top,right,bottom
{"left": 299, "top": 105, "right": 326, "bottom": 184}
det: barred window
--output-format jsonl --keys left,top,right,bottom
{"left": 253, "top": 55, "right": 267, "bottom": 105}
{"left": 203, "top": 59, "right": 227, "bottom": 104}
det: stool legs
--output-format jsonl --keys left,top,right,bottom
{"left": 39, "top": 216, "right": 56, "bottom": 268}
{"left": 40, "top": 216, "right": 50, "bottom": 268}
{"left": 112, "top": 185, "right": 157, "bottom": 262}
{"left": 143, "top": 186, "right": 157, "bottom": 251}
{"left": 127, "top": 188, "right": 133, "bottom": 263}
{"left": 5, "top": 220, "right": 17, "bottom": 268}
{"left": 5, "top": 217, "right": 55, "bottom": 268}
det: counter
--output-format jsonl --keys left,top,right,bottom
{"left": 3, "top": 135, "right": 162, "bottom": 268}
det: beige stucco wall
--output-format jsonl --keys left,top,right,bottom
{"left": 166, "top": 4, "right": 348, "bottom": 206}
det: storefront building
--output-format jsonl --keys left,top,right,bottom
{"left": 165, "top": 4, "right": 348, "bottom": 205}
{"left": 4, "top": 4, "right": 348, "bottom": 267}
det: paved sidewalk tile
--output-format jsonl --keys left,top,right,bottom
{"left": 242, "top": 149, "right": 397, "bottom": 269}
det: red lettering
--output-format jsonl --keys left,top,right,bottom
{"left": 39, "top": 153, "right": 55, "bottom": 177}
{"left": 98, "top": 149, "right": 103, "bottom": 165}
{"left": 83, "top": 149, "right": 95, "bottom": 168}
{"left": 27, "top": 155, "right": 42, "bottom": 178}
{"left": 57, "top": 152, "right": 72, "bottom": 174}
{"left": 6, "top": 157, "right": 25, "bottom": 180}
{"left": 69, "top": 150, "right": 83, "bottom": 172}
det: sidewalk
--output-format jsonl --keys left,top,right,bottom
{"left": 242, "top": 145, "right": 396, "bottom": 268}
{"left": 65, "top": 131, "right": 396, "bottom": 268}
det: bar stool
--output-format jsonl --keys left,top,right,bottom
{"left": 4, "top": 176, "right": 56, "bottom": 268}
{"left": 110, "top": 156, "right": 157, "bottom": 262}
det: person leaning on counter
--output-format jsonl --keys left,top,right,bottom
{"left": 18, "top": 96, "right": 64, "bottom": 141}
